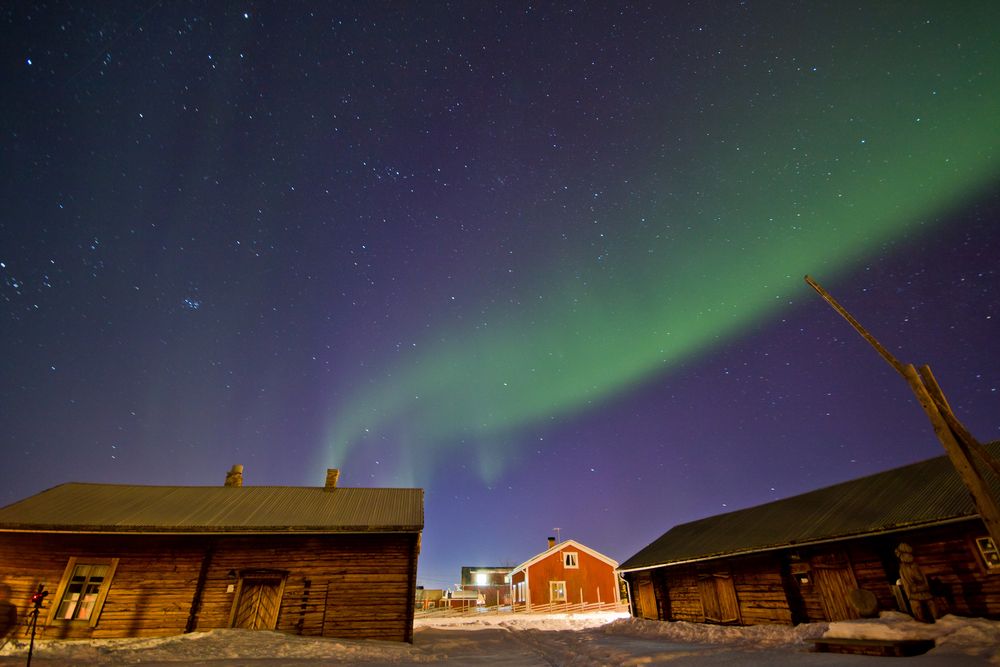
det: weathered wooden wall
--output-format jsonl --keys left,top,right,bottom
{"left": 902, "top": 524, "right": 1000, "bottom": 619}
{"left": 625, "top": 518, "right": 999, "bottom": 626}
{"left": 731, "top": 556, "right": 794, "bottom": 625}
{"left": 0, "top": 531, "right": 419, "bottom": 642}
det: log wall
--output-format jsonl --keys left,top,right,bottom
{"left": 625, "top": 518, "right": 1000, "bottom": 626}
{"left": 731, "top": 556, "right": 793, "bottom": 625}
{"left": 0, "top": 531, "right": 419, "bottom": 642}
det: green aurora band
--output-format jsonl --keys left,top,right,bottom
{"left": 322, "top": 7, "right": 1000, "bottom": 485}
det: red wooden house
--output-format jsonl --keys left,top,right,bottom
{"left": 509, "top": 538, "right": 621, "bottom": 611}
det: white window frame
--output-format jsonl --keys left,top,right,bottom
{"left": 550, "top": 580, "right": 567, "bottom": 603}
{"left": 976, "top": 536, "right": 1000, "bottom": 570}
{"left": 47, "top": 557, "right": 119, "bottom": 628}
{"left": 563, "top": 551, "right": 579, "bottom": 569}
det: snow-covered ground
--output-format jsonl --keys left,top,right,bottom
{"left": 1, "top": 611, "right": 997, "bottom": 665}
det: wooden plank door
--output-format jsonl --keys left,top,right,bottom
{"left": 635, "top": 576, "right": 658, "bottom": 619}
{"left": 232, "top": 577, "right": 284, "bottom": 630}
{"left": 811, "top": 554, "right": 859, "bottom": 621}
{"left": 699, "top": 573, "right": 740, "bottom": 624}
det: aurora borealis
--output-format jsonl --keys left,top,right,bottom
{"left": 3, "top": 2, "right": 999, "bottom": 588}
{"left": 323, "top": 2, "right": 1000, "bottom": 485}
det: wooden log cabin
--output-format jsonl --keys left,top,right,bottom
{"left": 0, "top": 466, "right": 423, "bottom": 642}
{"left": 619, "top": 443, "right": 1000, "bottom": 625}
{"left": 509, "top": 538, "right": 622, "bottom": 611}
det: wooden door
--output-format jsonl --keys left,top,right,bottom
{"left": 635, "top": 576, "right": 658, "bottom": 619}
{"left": 811, "top": 554, "right": 859, "bottom": 621}
{"left": 698, "top": 573, "right": 740, "bottom": 624}
{"left": 232, "top": 576, "right": 284, "bottom": 630}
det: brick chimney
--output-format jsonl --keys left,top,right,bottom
{"left": 548, "top": 536, "right": 556, "bottom": 549}
{"left": 224, "top": 464, "right": 244, "bottom": 487}
{"left": 325, "top": 468, "right": 340, "bottom": 491}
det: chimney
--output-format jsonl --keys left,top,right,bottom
{"left": 325, "top": 468, "right": 340, "bottom": 491}
{"left": 548, "top": 536, "right": 556, "bottom": 549}
{"left": 224, "top": 464, "right": 244, "bottom": 487}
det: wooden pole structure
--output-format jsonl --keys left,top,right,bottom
{"left": 804, "top": 275, "right": 1000, "bottom": 549}
{"left": 918, "top": 366, "right": 1000, "bottom": 479}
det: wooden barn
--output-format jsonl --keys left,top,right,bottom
{"left": 510, "top": 538, "right": 622, "bottom": 611}
{"left": 0, "top": 466, "right": 423, "bottom": 642}
{"left": 619, "top": 443, "right": 1000, "bottom": 626}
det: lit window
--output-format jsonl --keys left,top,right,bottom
{"left": 550, "top": 580, "right": 567, "bottom": 602}
{"left": 475, "top": 572, "right": 489, "bottom": 586}
{"left": 49, "top": 558, "right": 119, "bottom": 627}
{"left": 976, "top": 537, "right": 1000, "bottom": 570}
{"left": 563, "top": 552, "right": 579, "bottom": 569}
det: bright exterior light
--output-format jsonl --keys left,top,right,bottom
{"left": 475, "top": 573, "right": 488, "bottom": 586}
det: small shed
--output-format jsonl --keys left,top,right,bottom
{"left": 509, "top": 538, "right": 621, "bottom": 611}
{"left": 0, "top": 466, "right": 423, "bottom": 642}
{"left": 414, "top": 587, "right": 445, "bottom": 610}
{"left": 619, "top": 443, "right": 1000, "bottom": 625}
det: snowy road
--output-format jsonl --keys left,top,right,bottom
{"left": 2, "top": 612, "right": 997, "bottom": 665}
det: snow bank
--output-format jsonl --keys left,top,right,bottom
{"left": 1, "top": 612, "right": 997, "bottom": 664}
{"left": 600, "top": 615, "right": 826, "bottom": 649}
{"left": 823, "top": 612, "right": 1000, "bottom": 662}
{"left": 414, "top": 611, "right": 626, "bottom": 631}
{"left": 0, "top": 628, "right": 432, "bottom": 664}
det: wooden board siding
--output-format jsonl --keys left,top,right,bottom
{"left": 525, "top": 548, "right": 617, "bottom": 607}
{"left": 730, "top": 557, "right": 793, "bottom": 625}
{"left": 0, "top": 531, "right": 419, "bottom": 642}
{"left": 662, "top": 569, "right": 704, "bottom": 623}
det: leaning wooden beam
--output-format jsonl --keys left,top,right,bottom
{"left": 804, "top": 275, "right": 906, "bottom": 375}
{"left": 901, "top": 365, "right": 1000, "bottom": 547}
{"left": 918, "top": 366, "right": 1000, "bottom": 478}
{"left": 804, "top": 275, "right": 1000, "bottom": 549}
{"left": 805, "top": 276, "right": 999, "bottom": 470}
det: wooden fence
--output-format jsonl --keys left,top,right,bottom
{"left": 415, "top": 601, "right": 628, "bottom": 618}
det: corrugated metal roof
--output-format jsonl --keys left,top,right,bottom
{"left": 0, "top": 484, "right": 423, "bottom": 534}
{"left": 619, "top": 442, "right": 1000, "bottom": 572}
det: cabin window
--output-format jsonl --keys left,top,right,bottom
{"left": 563, "top": 552, "right": 579, "bottom": 568}
{"left": 975, "top": 537, "right": 1000, "bottom": 570}
{"left": 48, "top": 557, "right": 119, "bottom": 627}
{"left": 550, "top": 580, "right": 567, "bottom": 603}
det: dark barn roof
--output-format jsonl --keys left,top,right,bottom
{"left": 620, "top": 442, "right": 1000, "bottom": 572}
{"left": 0, "top": 483, "right": 424, "bottom": 534}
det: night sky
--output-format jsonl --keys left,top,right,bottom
{"left": 2, "top": 2, "right": 998, "bottom": 590}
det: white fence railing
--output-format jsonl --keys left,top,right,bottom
{"left": 415, "top": 601, "right": 628, "bottom": 618}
